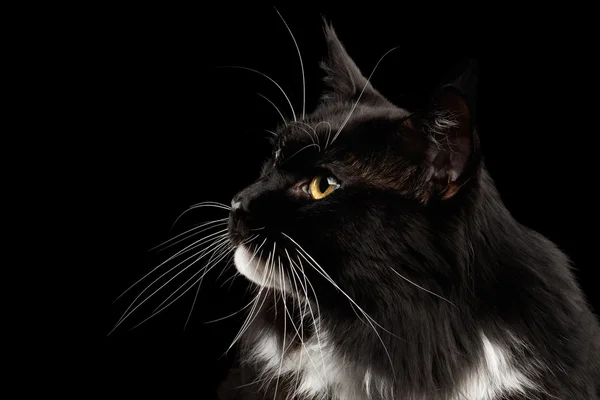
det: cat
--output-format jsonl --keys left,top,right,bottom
{"left": 215, "top": 21, "right": 600, "bottom": 400}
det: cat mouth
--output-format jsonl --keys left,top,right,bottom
{"left": 234, "top": 244, "right": 292, "bottom": 291}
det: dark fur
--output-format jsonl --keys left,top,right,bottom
{"left": 225, "top": 23, "right": 600, "bottom": 399}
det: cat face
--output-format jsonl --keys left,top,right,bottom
{"left": 228, "top": 23, "right": 479, "bottom": 314}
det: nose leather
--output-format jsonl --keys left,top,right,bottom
{"left": 231, "top": 177, "right": 269, "bottom": 215}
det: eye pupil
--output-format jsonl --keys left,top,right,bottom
{"left": 318, "top": 177, "right": 330, "bottom": 193}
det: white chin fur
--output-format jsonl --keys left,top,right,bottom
{"left": 234, "top": 245, "right": 282, "bottom": 289}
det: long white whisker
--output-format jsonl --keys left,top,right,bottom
{"left": 287, "top": 254, "right": 324, "bottom": 393}
{"left": 281, "top": 232, "right": 398, "bottom": 375}
{"left": 146, "top": 240, "right": 232, "bottom": 317}
{"left": 227, "top": 265, "right": 264, "bottom": 351}
{"left": 286, "top": 250, "right": 326, "bottom": 372}
{"left": 110, "top": 234, "right": 229, "bottom": 332}
{"left": 172, "top": 202, "right": 231, "bottom": 229}
{"left": 117, "top": 229, "right": 229, "bottom": 314}
{"left": 128, "top": 244, "right": 233, "bottom": 332}
{"left": 113, "top": 227, "right": 228, "bottom": 303}
{"left": 152, "top": 219, "right": 228, "bottom": 253}
{"left": 157, "top": 237, "right": 233, "bottom": 313}
{"left": 274, "top": 246, "right": 285, "bottom": 400}
{"left": 293, "top": 247, "right": 403, "bottom": 338}
{"left": 315, "top": 121, "right": 332, "bottom": 149}
{"left": 185, "top": 279, "right": 203, "bottom": 330}
{"left": 329, "top": 46, "right": 400, "bottom": 145}
{"left": 283, "top": 143, "right": 319, "bottom": 163}
{"left": 215, "top": 235, "right": 257, "bottom": 283}
{"left": 229, "top": 251, "right": 272, "bottom": 352}
{"left": 167, "top": 228, "right": 229, "bottom": 262}
{"left": 183, "top": 239, "right": 234, "bottom": 330}
{"left": 278, "top": 255, "right": 326, "bottom": 388}
{"left": 203, "top": 297, "right": 256, "bottom": 324}
{"left": 295, "top": 249, "right": 396, "bottom": 374}
{"left": 219, "top": 65, "right": 297, "bottom": 122}
{"left": 257, "top": 93, "right": 288, "bottom": 126}
{"left": 290, "top": 121, "right": 320, "bottom": 150}
{"left": 288, "top": 261, "right": 306, "bottom": 397}
{"left": 389, "top": 267, "right": 457, "bottom": 308}
{"left": 226, "top": 240, "right": 271, "bottom": 351}
{"left": 275, "top": 8, "right": 305, "bottom": 120}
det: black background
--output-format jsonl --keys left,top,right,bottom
{"left": 102, "top": 6, "right": 591, "bottom": 399}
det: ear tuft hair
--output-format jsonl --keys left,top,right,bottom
{"left": 417, "top": 61, "right": 481, "bottom": 200}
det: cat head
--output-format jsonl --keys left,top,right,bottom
{"left": 228, "top": 23, "right": 480, "bottom": 314}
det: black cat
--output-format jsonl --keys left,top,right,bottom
{"left": 219, "top": 23, "right": 600, "bottom": 400}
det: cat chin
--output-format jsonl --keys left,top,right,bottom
{"left": 234, "top": 245, "right": 288, "bottom": 291}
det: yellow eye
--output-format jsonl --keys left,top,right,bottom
{"left": 309, "top": 176, "right": 340, "bottom": 200}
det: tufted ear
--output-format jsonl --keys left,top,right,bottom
{"left": 320, "top": 21, "right": 389, "bottom": 105}
{"left": 411, "top": 60, "right": 480, "bottom": 200}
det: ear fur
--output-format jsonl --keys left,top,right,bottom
{"left": 416, "top": 61, "right": 480, "bottom": 200}
{"left": 320, "top": 20, "right": 389, "bottom": 105}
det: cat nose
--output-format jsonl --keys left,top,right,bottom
{"left": 232, "top": 179, "right": 266, "bottom": 216}
{"left": 231, "top": 191, "right": 253, "bottom": 218}
{"left": 231, "top": 198, "right": 242, "bottom": 211}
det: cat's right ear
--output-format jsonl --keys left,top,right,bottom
{"left": 319, "top": 20, "right": 388, "bottom": 105}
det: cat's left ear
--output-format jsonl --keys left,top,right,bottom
{"left": 319, "top": 21, "right": 389, "bottom": 105}
{"left": 411, "top": 60, "right": 480, "bottom": 200}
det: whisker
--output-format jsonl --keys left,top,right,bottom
{"left": 257, "top": 93, "right": 288, "bottom": 126}
{"left": 316, "top": 121, "right": 333, "bottom": 149}
{"left": 203, "top": 297, "right": 256, "bottom": 324}
{"left": 128, "top": 250, "right": 231, "bottom": 333}
{"left": 329, "top": 46, "right": 400, "bottom": 145}
{"left": 388, "top": 267, "right": 457, "bottom": 308}
{"left": 172, "top": 202, "right": 231, "bottom": 229}
{"left": 214, "top": 254, "right": 234, "bottom": 284}
{"left": 274, "top": 246, "right": 285, "bottom": 400}
{"left": 283, "top": 143, "right": 320, "bottom": 163}
{"left": 227, "top": 258, "right": 271, "bottom": 353}
{"left": 217, "top": 65, "right": 297, "bottom": 122}
{"left": 275, "top": 8, "right": 305, "bottom": 120}
{"left": 130, "top": 240, "right": 233, "bottom": 330}
{"left": 226, "top": 240, "right": 271, "bottom": 352}
{"left": 277, "top": 255, "right": 326, "bottom": 389}
{"left": 152, "top": 236, "right": 232, "bottom": 313}
{"left": 289, "top": 121, "right": 320, "bottom": 150}
{"left": 184, "top": 280, "right": 202, "bottom": 331}
{"left": 171, "top": 201, "right": 231, "bottom": 229}
{"left": 167, "top": 228, "right": 230, "bottom": 262}
{"left": 281, "top": 232, "right": 399, "bottom": 375}
{"left": 109, "top": 234, "right": 229, "bottom": 333}
{"left": 294, "top": 247, "right": 403, "bottom": 338}
{"left": 151, "top": 218, "right": 228, "bottom": 253}
{"left": 113, "top": 228, "right": 228, "bottom": 303}
{"left": 286, "top": 261, "right": 306, "bottom": 396}
{"left": 295, "top": 249, "right": 397, "bottom": 374}
{"left": 183, "top": 240, "right": 234, "bottom": 331}
{"left": 286, "top": 250, "right": 326, "bottom": 372}
{"left": 214, "top": 234, "right": 257, "bottom": 283}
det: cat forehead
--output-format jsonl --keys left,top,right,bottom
{"left": 274, "top": 104, "right": 411, "bottom": 152}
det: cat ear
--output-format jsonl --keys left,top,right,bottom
{"left": 416, "top": 60, "right": 480, "bottom": 200}
{"left": 320, "top": 21, "right": 388, "bottom": 104}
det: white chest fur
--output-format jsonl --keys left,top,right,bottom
{"left": 244, "top": 330, "right": 539, "bottom": 400}
{"left": 452, "top": 334, "right": 538, "bottom": 400}
{"left": 245, "top": 328, "right": 372, "bottom": 400}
